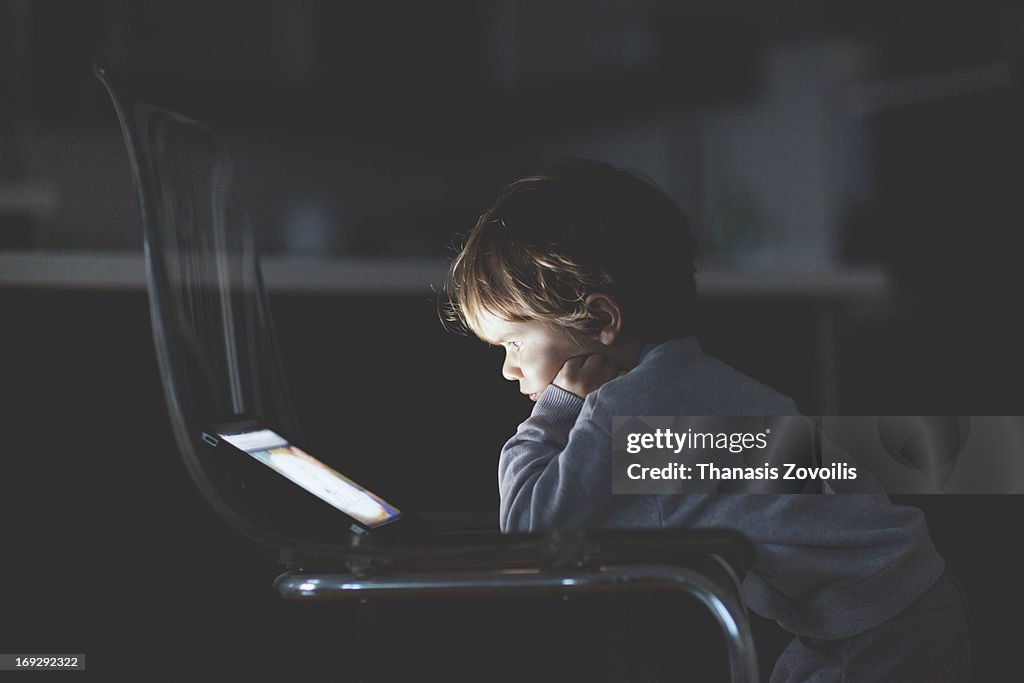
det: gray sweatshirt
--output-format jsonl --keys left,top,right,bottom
{"left": 498, "top": 336, "right": 945, "bottom": 639}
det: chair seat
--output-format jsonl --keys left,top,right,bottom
{"left": 276, "top": 527, "right": 752, "bottom": 576}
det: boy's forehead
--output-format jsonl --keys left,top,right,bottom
{"left": 472, "top": 309, "right": 513, "bottom": 343}
{"left": 473, "top": 309, "right": 529, "bottom": 344}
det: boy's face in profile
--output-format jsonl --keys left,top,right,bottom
{"left": 474, "top": 309, "right": 596, "bottom": 402}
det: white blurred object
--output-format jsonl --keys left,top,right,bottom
{"left": 282, "top": 195, "right": 337, "bottom": 254}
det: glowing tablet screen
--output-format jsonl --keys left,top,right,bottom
{"left": 217, "top": 428, "right": 401, "bottom": 528}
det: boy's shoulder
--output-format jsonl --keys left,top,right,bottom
{"left": 590, "top": 336, "right": 799, "bottom": 417}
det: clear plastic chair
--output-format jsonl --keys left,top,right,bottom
{"left": 95, "top": 63, "right": 761, "bottom": 682}
{"left": 94, "top": 64, "right": 319, "bottom": 551}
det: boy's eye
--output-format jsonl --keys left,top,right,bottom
{"left": 506, "top": 341, "right": 522, "bottom": 350}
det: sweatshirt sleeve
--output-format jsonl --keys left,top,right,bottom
{"left": 498, "top": 384, "right": 613, "bottom": 532}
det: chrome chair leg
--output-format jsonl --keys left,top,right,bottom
{"left": 276, "top": 564, "right": 759, "bottom": 683}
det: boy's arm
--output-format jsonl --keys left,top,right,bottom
{"left": 498, "top": 385, "right": 615, "bottom": 532}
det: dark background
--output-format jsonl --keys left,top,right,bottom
{"left": 2, "top": 1, "right": 1022, "bottom": 680}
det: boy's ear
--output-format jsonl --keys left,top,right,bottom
{"left": 584, "top": 293, "right": 623, "bottom": 346}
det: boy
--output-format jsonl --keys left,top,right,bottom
{"left": 443, "top": 159, "right": 970, "bottom": 682}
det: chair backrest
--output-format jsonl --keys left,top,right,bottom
{"left": 95, "top": 64, "right": 321, "bottom": 554}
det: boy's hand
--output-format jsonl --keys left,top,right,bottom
{"left": 552, "top": 353, "right": 624, "bottom": 398}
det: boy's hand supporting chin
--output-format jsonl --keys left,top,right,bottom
{"left": 552, "top": 353, "right": 624, "bottom": 398}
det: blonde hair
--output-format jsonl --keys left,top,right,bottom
{"left": 442, "top": 159, "right": 697, "bottom": 342}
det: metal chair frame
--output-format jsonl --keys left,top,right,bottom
{"left": 276, "top": 562, "right": 758, "bottom": 682}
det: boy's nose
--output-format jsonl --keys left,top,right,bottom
{"left": 502, "top": 355, "right": 522, "bottom": 381}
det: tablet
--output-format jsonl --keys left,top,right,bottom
{"left": 203, "top": 420, "right": 404, "bottom": 533}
